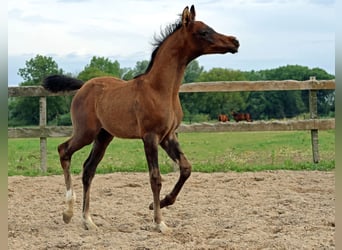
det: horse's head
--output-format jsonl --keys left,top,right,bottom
{"left": 180, "top": 5, "right": 239, "bottom": 60}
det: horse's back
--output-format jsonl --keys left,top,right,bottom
{"left": 86, "top": 76, "right": 126, "bottom": 89}
{"left": 73, "top": 76, "right": 129, "bottom": 108}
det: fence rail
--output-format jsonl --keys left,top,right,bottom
{"left": 8, "top": 119, "right": 335, "bottom": 138}
{"left": 8, "top": 78, "right": 336, "bottom": 171}
{"left": 8, "top": 79, "right": 336, "bottom": 97}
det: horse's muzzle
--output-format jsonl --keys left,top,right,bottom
{"left": 230, "top": 37, "right": 240, "bottom": 53}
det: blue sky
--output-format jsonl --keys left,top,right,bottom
{"left": 8, "top": 0, "right": 335, "bottom": 85}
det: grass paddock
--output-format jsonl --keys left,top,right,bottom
{"left": 8, "top": 130, "right": 335, "bottom": 176}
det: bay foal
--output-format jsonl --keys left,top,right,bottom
{"left": 43, "top": 5, "right": 239, "bottom": 233}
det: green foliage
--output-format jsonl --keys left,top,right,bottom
{"left": 181, "top": 67, "right": 248, "bottom": 121}
{"left": 77, "top": 56, "right": 122, "bottom": 81}
{"left": 8, "top": 55, "right": 69, "bottom": 126}
{"left": 8, "top": 97, "right": 40, "bottom": 125}
{"left": 8, "top": 53, "right": 335, "bottom": 126}
{"left": 122, "top": 60, "right": 149, "bottom": 80}
{"left": 18, "top": 54, "right": 63, "bottom": 85}
{"left": 198, "top": 68, "right": 246, "bottom": 82}
{"left": 245, "top": 65, "right": 335, "bottom": 119}
{"left": 183, "top": 60, "right": 204, "bottom": 83}
{"left": 49, "top": 112, "right": 72, "bottom": 126}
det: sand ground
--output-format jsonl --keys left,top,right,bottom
{"left": 8, "top": 171, "right": 335, "bottom": 249}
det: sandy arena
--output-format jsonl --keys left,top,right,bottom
{"left": 8, "top": 171, "right": 335, "bottom": 249}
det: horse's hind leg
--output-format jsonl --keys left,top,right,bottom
{"left": 156, "top": 133, "right": 192, "bottom": 209}
{"left": 82, "top": 129, "right": 113, "bottom": 230}
{"left": 58, "top": 136, "right": 94, "bottom": 224}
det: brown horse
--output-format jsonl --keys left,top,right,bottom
{"left": 42, "top": 5, "right": 239, "bottom": 233}
{"left": 231, "top": 111, "right": 253, "bottom": 122}
{"left": 218, "top": 114, "right": 229, "bottom": 122}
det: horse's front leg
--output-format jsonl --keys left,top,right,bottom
{"left": 156, "top": 133, "right": 192, "bottom": 209}
{"left": 143, "top": 133, "right": 170, "bottom": 234}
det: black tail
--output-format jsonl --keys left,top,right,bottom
{"left": 42, "top": 75, "right": 84, "bottom": 93}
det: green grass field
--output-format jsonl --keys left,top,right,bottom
{"left": 8, "top": 130, "right": 335, "bottom": 176}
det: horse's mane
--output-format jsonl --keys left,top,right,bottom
{"left": 134, "top": 16, "right": 183, "bottom": 79}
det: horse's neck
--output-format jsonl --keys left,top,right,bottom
{"left": 143, "top": 33, "right": 190, "bottom": 96}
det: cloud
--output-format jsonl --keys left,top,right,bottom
{"left": 57, "top": 0, "right": 91, "bottom": 2}
{"left": 8, "top": 8, "right": 61, "bottom": 24}
{"left": 8, "top": 0, "right": 335, "bottom": 86}
{"left": 309, "top": 0, "right": 335, "bottom": 5}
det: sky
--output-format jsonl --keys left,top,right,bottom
{"left": 8, "top": 0, "right": 335, "bottom": 86}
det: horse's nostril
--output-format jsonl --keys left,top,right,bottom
{"left": 229, "top": 36, "right": 239, "bottom": 47}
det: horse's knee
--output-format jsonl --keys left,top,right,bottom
{"left": 150, "top": 167, "right": 161, "bottom": 180}
{"left": 150, "top": 168, "right": 162, "bottom": 191}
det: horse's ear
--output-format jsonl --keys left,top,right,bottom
{"left": 181, "top": 6, "right": 190, "bottom": 26}
{"left": 190, "top": 5, "right": 196, "bottom": 21}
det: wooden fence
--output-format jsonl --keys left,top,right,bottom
{"left": 8, "top": 77, "right": 335, "bottom": 171}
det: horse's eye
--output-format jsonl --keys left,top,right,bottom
{"left": 199, "top": 30, "right": 208, "bottom": 37}
{"left": 198, "top": 27, "right": 215, "bottom": 38}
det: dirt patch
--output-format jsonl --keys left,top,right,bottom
{"left": 8, "top": 171, "right": 335, "bottom": 249}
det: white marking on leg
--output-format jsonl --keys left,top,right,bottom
{"left": 62, "top": 189, "right": 76, "bottom": 224}
{"left": 65, "top": 189, "right": 76, "bottom": 211}
{"left": 156, "top": 221, "right": 171, "bottom": 234}
{"left": 66, "top": 189, "right": 76, "bottom": 203}
{"left": 82, "top": 214, "right": 98, "bottom": 230}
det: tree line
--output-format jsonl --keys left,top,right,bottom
{"left": 8, "top": 54, "right": 335, "bottom": 126}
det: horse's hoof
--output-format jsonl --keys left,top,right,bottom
{"left": 62, "top": 211, "right": 73, "bottom": 224}
{"left": 82, "top": 217, "right": 99, "bottom": 230}
{"left": 156, "top": 221, "right": 171, "bottom": 234}
{"left": 149, "top": 202, "right": 154, "bottom": 210}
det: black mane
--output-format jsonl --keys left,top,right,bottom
{"left": 134, "top": 17, "right": 183, "bottom": 78}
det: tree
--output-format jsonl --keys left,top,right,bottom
{"left": 77, "top": 56, "right": 122, "bottom": 81}
{"left": 180, "top": 67, "right": 248, "bottom": 121}
{"left": 18, "top": 54, "right": 63, "bottom": 85}
{"left": 245, "top": 65, "right": 334, "bottom": 119}
{"left": 183, "top": 60, "right": 204, "bottom": 83}
{"left": 308, "top": 67, "right": 335, "bottom": 117}
{"left": 122, "top": 60, "right": 150, "bottom": 80}
{"left": 8, "top": 55, "right": 70, "bottom": 126}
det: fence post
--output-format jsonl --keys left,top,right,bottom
{"left": 39, "top": 96, "right": 47, "bottom": 172}
{"left": 309, "top": 76, "right": 319, "bottom": 163}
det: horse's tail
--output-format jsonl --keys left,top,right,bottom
{"left": 42, "top": 75, "right": 84, "bottom": 93}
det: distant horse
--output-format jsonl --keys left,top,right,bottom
{"left": 42, "top": 5, "right": 239, "bottom": 233}
{"left": 231, "top": 111, "right": 252, "bottom": 122}
{"left": 218, "top": 114, "right": 229, "bottom": 122}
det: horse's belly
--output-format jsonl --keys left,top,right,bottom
{"left": 104, "top": 124, "right": 141, "bottom": 139}
{"left": 98, "top": 108, "right": 140, "bottom": 138}
{"left": 96, "top": 105, "right": 141, "bottom": 139}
